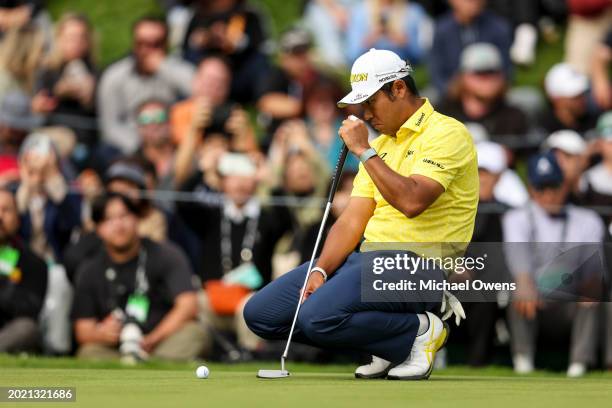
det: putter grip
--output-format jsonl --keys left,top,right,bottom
{"left": 326, "top": 144, "right": 349, "bottom": 203}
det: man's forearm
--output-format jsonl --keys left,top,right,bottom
{"left": 146, "top": 293, "right": 197, "bottom": 344}
{"left": 315, "top": 216, "right": 365, "bottom": 276}
{"left": 363, "top": 156, "right": 421, "bottom": 217}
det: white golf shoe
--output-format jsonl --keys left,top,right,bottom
{"left": 354, "top": 356, "right": 393, "bottom": 379}
{"left": 387, "top": 312, "right": 449, "bottom": 380}
{"left": 512, "top": 354, "right": 534, "bottom": 375}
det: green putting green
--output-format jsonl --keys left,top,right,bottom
{"left": 2, "top": 355, "right": 611, "bottom": 408}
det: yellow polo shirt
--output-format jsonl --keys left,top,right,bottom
{"left": 352, "top": 98, "right": 478, "bottom": 246}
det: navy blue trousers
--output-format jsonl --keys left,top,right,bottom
{"left": 244, "top": 251, "right": 439, "bottom": 363}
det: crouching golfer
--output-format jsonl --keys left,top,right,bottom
{"left": 244, "top": 49, "right": 478, "bottom": 380}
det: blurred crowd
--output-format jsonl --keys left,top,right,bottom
{"left": 0, "top": 0, "right": 611, "bottom": 376}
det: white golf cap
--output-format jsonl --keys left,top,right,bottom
{"left": 460, "top": 42, "right": 503, "bottom": 73}
{"left": 218, "top": 153, "right": 257, "bottom": 177}
{"left": 544, "top": 63, "right": 589, "bottom": 98}
{"left": 543, "top": 130, "right": 586, "bottom": 155}
{"left": 337, "top": 48, "right": 412, "bottom": 107}
{"left": 477, "top": 141, "right": 507, "bottom": 174}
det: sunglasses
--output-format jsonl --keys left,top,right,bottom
{"left": 137, "top": 110, "right": 167, "bottom": 125}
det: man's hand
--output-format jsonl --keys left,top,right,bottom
{"left": 301, "top": 271, "right": 325, "bottom": 303}
{"left": 338, "top": 117, "right": 370, "bottom": 157}
{"left": 141, "top": 333, "right": 161, "bottom": 353}
{"left": 512, "top": 274, "right": 540, "bottom": 320}
{"left": 191, "top": 98, "right": 213, "bottom": 133}
{"left": 95, "top": 314, "right": 122, "bottom": 345}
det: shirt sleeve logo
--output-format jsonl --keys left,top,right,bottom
{"left": 423, "top": 158, "right": 445, "bottom": 169}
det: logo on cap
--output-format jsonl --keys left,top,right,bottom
{"left": 537, "top": 157, "right": 552, "bottom": 175}
{"left": 350, "top": 73, "right": 369, "bottom": 83}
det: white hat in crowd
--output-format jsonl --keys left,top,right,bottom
{"left": 544, "top": 63, "right": 589, "bottom": 98}
{"left": 218, "top": 153, "right": 257, "bottom": 177}
{"left": 476, "top": 141, "right": 507, "bottom": 174}
{"left": 543, "top": 130, "right": 587, "bottom": 155}
{"left": 338, "top": 48, "right": 412, "bottom": 107}
{"left": 460, "top": 43, "right": 503, "bottom": 73}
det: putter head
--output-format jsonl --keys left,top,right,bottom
{"left": 257, "top": 369, "right": 290, "bottom": 379}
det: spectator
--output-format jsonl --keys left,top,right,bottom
{"left": 72, "top": 192, "right": 207, "bottom": 361}
{"left": 32, "top": 13, "right": 98, "bottom": 167}
{"left": 538, "top": 63, "right": 599, "bottom": 136}
{"left": 0, "top": 188, "right": 47, "bottom": 353}
{"left": 176, "top": 153, "right": 291, "bottom": 352}
{"left": 0, "top": 24, "right": 45, "bottom": 104}
{"left": 98, "top": 15, "right": 194, "bottom": 155}
{"left": 590, "top": 29, "right": 611, "bottom": 111}
{"left": 170, "top": 55, "right": 255, "bottom": 152}
{"left": 302, "top": 0, "right": 359, "bottom": 69}
{"left": 542, "top": 129, "right": 589, "bottom": 202}
{"left": 178, "top": 152, "right": 291, "bottom": 285}
{"left": 255, "top": 28, "right": 320, "bottom": 150}
{"left": 564, "top": 0, "right": 611, "bottom": 75}
{"left": 16, "top": 132, "right": 81, "bottom": 261}
{"left": 345, "top": 0, "right": 432, "bottom": 65}
{"left": 579, "top": 111, "right": 612, "bottom": 227}
{"left": 429, "top": 0, "right": 512, "bottom": 96}
{"left": 438, "top": 43, "right": 530, "bottom": 142}
{"left": 181, "top": 0, "right": 270, "bottom": 104}
{"left": 172, "top": 60, "right": 257, "bottom": 187}
{"left": 135, "top": 100, "right": 176, "bottom": 191}
{"left": 503, "top": 151, "right": 606, "bottom": 377}
{"left": 105, "top": 160, "right": 168, "bottom": 243}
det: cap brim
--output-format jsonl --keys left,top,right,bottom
{"left": 337, "top": 85, "right": 383, "bottom": 108}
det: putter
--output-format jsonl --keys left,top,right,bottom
{"left": 257, "top": 116, "right": 355, "bottom": 379}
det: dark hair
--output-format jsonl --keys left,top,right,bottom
{"left": 91, "top": 192, "right": 140, "bottom": 225}
{"left": 198, "top": 53, "right": 232, "bottom": 72}
{"left": 132, "top": 15, "right": 168, "bottom": 40}
{"left": 381, "top": 75, "right": 419, "bottom": 98}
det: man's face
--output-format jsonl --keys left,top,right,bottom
{"left": 449, "top": 0, "right": 486, "bottom": 22}
{"left": 192, "top": 59, "right": 231, "bottom": 105}
{"left": 133, "top": 22, "right": 166, "bottom": 67}
{"left": 0, "top": 191, "right": 19, "bottom": 241}
{"left": 531, "top": 185, "right": 567, "bottom": 213}
{"left": 361, "top": 87, "right": 404, "bottom": 135}
{"left": 284, "top": 155, "right": 314, "bottom": 194}
{"left": 280, "top": 51, "right": 310, "bottom": 79}
{"left": 97, "top": 198, "right": 139, "bottom": 252}
{"left": 221, "top": 174, "right": 257, "bottom": 207}
{"left": 478, "top": 169, "right": 499, "bottom": 201}
{"left": 553, "top": 94, "right": 587, "bottom": 117}
{"left": 463, "top": 71, "right": 505, "bottom": 100}
{"left": 137, "top": 103, "right": 170, "bottom": 147}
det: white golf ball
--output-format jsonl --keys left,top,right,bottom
{"left": 196, "top": 365, "right": 209, "bottom": 379}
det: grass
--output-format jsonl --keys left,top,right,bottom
{"left": 2, "top": 354, "right": 611, "bottom": 408}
